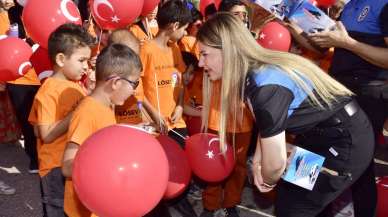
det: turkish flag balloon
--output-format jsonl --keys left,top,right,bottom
{"left": 316, "top": 0, "right": 335, "bottom": 8}
{"left": 257, "top": 21, "right": 291, "bottom": 52}
{"left": 157, "top": 135, "right": 191, "bottom": 199}
{"left": 377, "top": 177, "right": 388, "bottom": 217}
{"left": 30, "top": 46, "right": 53, "bottom": 81}
{"left": 185, "top": 133, "right": 235, "bottom": 182}
{"left": 73, "top": 125, "right": 169, "bottom": 217}
{"left": 22, "top": 0, "right": 82, "bottom": 49}
{"left": 90, "top": 0, "right": 144, "bottom": 30}
{"left": 141, "top": 0, "right": 160, "bottom": 16}
{"left": 0, "top": 37, "right": 33, "bottom": 81}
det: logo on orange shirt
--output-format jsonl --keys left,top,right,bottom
{"left": 158, "top": 79, "right": 172, "bottom": 86}
{"left": 116, "top": 109, "right": 141, "bottom": 117}
{"left": 171, "top": 72, "right": 178, "bottom": 88}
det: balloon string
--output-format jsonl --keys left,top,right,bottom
{"left": 97, "top": 28, "right": 103, "bottom": 53}
{"left": 88, "top": 12, "right": 92, "bottom": 25}
{"left": 145, "top": 17, "right": 153, "bottom": 40}
{"left": 154, "top": 71, "right": 163, "bottom": 133}
{"left": 170, "top": 129, "right": 189, "bottom": 140}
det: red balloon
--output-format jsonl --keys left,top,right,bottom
{"left": 0, "top": 37, "right": 33, "bottom": 81}
{"left": 22, "top": 0, "right": 82, "bottom": 49}
{"left": 186, "top": 116, "right": 202, "bottom": 136}
{"left": 30, "top": 46, "right": 53, "bottom": 81}
{"left": 185, "top": 133, "right": 235, "bottom": 182}
{"left": 157, "top": 135, "right": 191, "bottom": 199}
{"left": 377, "top": 177, "right": 388, "bottom": 217}
{"left": 73, "top": 125, "right": 169, "bottom": 217}
{"left": 257, "top": 21, "right": 291, "bottom": 52}
{"left": 89, "top": 0, "right": 144, "bottom": 30}
{"left": 141, "top": 0, "right": 160, "bottom": 17}
{"left": 214, "top": 0, "right": 221, "bottom": 9}
{"left": 315, "top": 0, "right": 335, "bottom": 8}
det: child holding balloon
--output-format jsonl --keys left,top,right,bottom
{"left": 108, "top": 29, "right": 161, "bottom": 132}
{"left": 29, "top": 23, "right": 93, "bottom": 217}
{"left": 139, "top": 0, "right": 198, "bottom": 216}
{"left": 61, "top": 43, "right": 142, "bottom": 217}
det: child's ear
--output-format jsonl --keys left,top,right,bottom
{"left": 172, "top": 22, "right": 180, "bottom": 31}
{"left": 55, "top": 53, "right": 66, "bottom": 67}
{"left": 110, "top": 78, "right": 120, "bottom": 91}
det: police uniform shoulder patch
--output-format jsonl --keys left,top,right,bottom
{"left": 358, "top": 5, "right": 370, "bottom": 22}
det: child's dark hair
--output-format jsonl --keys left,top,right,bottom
{"left": 48, "top": 23, "right": 94, "bottom": 64}
{"left": 190, "top": 6, "right": 203, "bottom": 22}
{"left": 95, "top": 43, "right": 142, "bottom": 81}
{"left": 157, "top": 0, "right": 192, "bottom": 29}
{"left": 219, "top": 0, "right": 246, "bottom": 12}
{"left": 181, "top": 51, "right": 199, "bottom": 70}
{"left": 204, "top": 3, "right": 217, "bottom": 18}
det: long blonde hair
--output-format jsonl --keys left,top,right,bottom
{"left": 197, "top": 13, "right": 353, "bottom": 152}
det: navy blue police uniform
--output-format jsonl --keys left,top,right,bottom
{"left": 330, "top": 0, "right": 388, "bottom": 139}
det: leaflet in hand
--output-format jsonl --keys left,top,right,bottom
{"left": 249, "top": 0, "right": 336, "bottom": 33}
{"left": 282, "top": 145, "right": 325, "bottom": 190}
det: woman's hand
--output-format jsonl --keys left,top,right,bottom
{"left": 252, "top": 161, "right": 276, "bottom": 192}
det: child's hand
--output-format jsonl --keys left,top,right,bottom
{"left": 170, "top": 105, "right": 183, "bottom": 124}
{"left": 183, "top": 65, "right": 195, "bottom": 86}
{"left": 156, "top": 118, "right": 168, "bottom": 135}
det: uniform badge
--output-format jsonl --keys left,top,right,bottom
{"left": 358, "top": 6, "right": 370, "bottom": 22}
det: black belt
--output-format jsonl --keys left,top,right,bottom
{"left": 318, "top": 100, "right": 359, "bottom": 127}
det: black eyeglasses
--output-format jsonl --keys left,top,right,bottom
{"left": 106, "top": 76, "right": 140, "bottom": 90}
{"left": 120, "top": 77, "right": 140, "bottom": 90}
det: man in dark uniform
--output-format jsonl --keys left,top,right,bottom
{"left": 310, "top": 0, "right": 388, "bottom": 215}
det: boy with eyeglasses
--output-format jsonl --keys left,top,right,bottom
{"left": 61, "top": 43, "right": 142, "bottom": 217}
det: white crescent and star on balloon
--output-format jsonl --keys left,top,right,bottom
{"left": 60, "top": 0, "right": 80, "bottom": 22}
{"left": 206, "top": 150, "right": 215, "bottom": 159}
{"left": 93, "top": 0, "right": 120, "bottom": 23}
{"left": 18, "top": 61, "right": 32, "bottom": 76}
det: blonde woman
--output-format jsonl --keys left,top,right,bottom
{"left": 197, "top": 13, "right": 376, "bottom": 217}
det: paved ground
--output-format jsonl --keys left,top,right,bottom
{"left": 0, "top": 141, "right": 387, "bottom": 217}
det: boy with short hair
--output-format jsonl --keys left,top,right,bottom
{"left": 108, "top": 29, "right": 163, "bottom": 133}
{"left": 140, "top": 0, "right": 192, "bottom": 143}
{"left": 61, "top": 43, "right": 142, "bottom": 217}
{"left": 31, "top": 23, "right": 93, "bottom": 217}
{"left": 140, "top": 1, "right": 197, "bottom": 216}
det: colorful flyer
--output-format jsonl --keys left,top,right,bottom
{"left": 287, "top": 1, "right": 336, "bottom": 33}
{"left": 249, "top": 0, "right": 336, "bottom": 33}
{"left": 282, "top": 145, "right": 325, "bottom": 190}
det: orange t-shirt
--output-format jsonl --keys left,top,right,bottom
{"left": 184, "top": 70, "right": 203, "bottom": 107}
{"left": 179, "top": 36, "right": 200, "bottom": 59}
{"left": 140, "top": 40, "right": 186, "bottom": 129}
{"left": 179, "top": 36, "right": 203, "bottom": 107}
{"left": 115, "top": 79, "right": 145, "bottom": 124}
{"left": 208, "top": 80, "right": 253, "bottom": 133}
{"left": 0, "top": 11, "right": 10, "bottom": 35}
{"left": 64, "top": 96, "right": 116, "bottom": 217}
{"left": 301, "top": 48, "right": 334, "bottom": 73}
{"left": 28, "top": 99, "right": 42, "bottom": 153}
{"left": 8, "top": 68, "right": 41, "bottom": 85}
{"left": 129, "top": 22, "right": 158, "bottom": 42}
{"left": 32, "top": 77, "right": 86, "bottom": 177}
